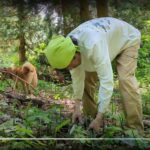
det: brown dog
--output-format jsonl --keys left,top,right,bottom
{"left": 2, "top": 62, "right": 38, "bottom": 94}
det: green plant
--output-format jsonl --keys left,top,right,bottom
{"left": 103, "top": 126, "right": 123, "bottom": 138}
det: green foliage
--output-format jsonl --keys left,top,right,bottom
{"left": 8, "top": 141, "right": 32, "bottom": 150}
{"left": 70, "top": 124, "right": 88, "bottom": 139}
{"left": 27, "top": 42, "right": 47, "bottom": 66}
{"left": 113, "top": 4, "right": 150, "bottom": 78}
{"left": 142, "top": 92, "right": 150, "bottom": 115}
{"left": 0, "top": 80, "right": 10, "bottom": 91}
{"left": 138, "top": 24, "right": 150, "bottom": 71}
{"left": 23, "top": 107, "right": 52, "bottom": 128}
{"left": 55, "top": 119, "right": 70, "bottom": 133}
{"left": 34, "top": 80, "right": 73, "bottom": 99}
{"left": 103, "top": 126, "right": 123, "bottom": 138}
{"left": 0, "top": 119, "right": 16, "bottom": 136}
{"left": 15, "top": 125, "right": 34, "bottom": 137}
{"left": 0, "top": 50, "right": 19, "bottom": 68}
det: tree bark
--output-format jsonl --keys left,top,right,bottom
{"left": 18, "top": 34, "right": 26, "bottom": 64}
{"left": 79, "top": 0, "right": 90, "bottom": 23}
{"left": 113, "top": 0, "right": 122, "bottom": 8}
{"left": 61, "top": 0, "right": 72, "bottom": 35}
{"left": 96, "top": 0, "right": 108, "bottom": 17}
{"left": 3, "top": 92, "right": 45, "bottom": 107}
{"left": 17, "top": 1, "right": 26, "bottom": 64}
{"left": 138, "top": 0, "right": 149, "bottom": 6}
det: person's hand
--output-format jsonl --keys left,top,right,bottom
{"left": 72, "top": 100, "right": 82, "bottom": 123}
{"left": 88, "top": 112, "right": 103, "bottom": 132}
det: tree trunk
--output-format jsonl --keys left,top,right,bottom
{"left": 79, "top": 0, "right": 90, "bottom": 23}
{"left": 138, "top": 0, "right": 149, "bottom": 6}
{"left": 61, "top": 0, "right": 72, "bottom": 35}
{"left": 17, "top": 1, "right": 26, "bottom": 64}
{"left": 18, "top": 34, "right": 26, "bottom": 64}
{"left": 113, "top": 0, "right": 122, "bottom": 8}
{"left": 96, "top": 0, "right": 108, "bottom": 17}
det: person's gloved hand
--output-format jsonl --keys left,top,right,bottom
{"left": 89, "top": 112, "right": 103, "bottom": 132}
{"left": 72, "top": 100, "right": 82, "bottom": 123}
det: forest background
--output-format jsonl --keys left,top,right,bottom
{"left": 0, "top": 0, "right": 150, "bottom": 149}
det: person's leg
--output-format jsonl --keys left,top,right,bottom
{"left": 82, "top": 72, "right": 98, "bottom": 118}
{"left": 116, "top": 44, "right": 144, "bottom": 135}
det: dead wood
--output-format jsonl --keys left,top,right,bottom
{"left": 0, "top": 69, "right": 35, "bottom": 89}
{"left": 2, "top": 91, "right": 45, "bottom": 107}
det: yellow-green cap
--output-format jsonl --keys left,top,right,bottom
{"left": 44, "top": 35, "right": 78, "bottom": 69}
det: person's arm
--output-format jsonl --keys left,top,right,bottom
{"left": 89, "top": 38, "right": 114, "bottom": 132}
{"left": 70, "top": 65, "right": 85, "bottom": 101}
{"left": 70, "top": 66, "right": 85, "bottom": 123}
{"left": 92, "top": 39, "right": 114, "bottom": 114}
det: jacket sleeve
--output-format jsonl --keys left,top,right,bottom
{"left": 90, "top": 38, "right": 114, "bottom": 113}
{"left": 70, "top": 66, "right": 85, "bottom": 101}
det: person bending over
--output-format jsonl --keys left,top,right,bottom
{"left": 45, "top": 17, "right": 144, "bottom": 135}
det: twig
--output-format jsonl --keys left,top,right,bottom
{"left": 0, "top": 69, "right": 35, "bottom": 89}
{"left": 2, "top": 92, "right": 44, "bottom": 107}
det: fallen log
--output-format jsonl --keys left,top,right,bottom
{"left": 2, "top": 92, "right": 45, "bottom": 107}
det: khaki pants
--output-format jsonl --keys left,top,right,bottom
{"left": 82, "top": 44, "right": 144, "bottom": 133}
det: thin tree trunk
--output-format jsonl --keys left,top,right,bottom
{"left": 18, "top": 34, "right": 26, "bottom": 64}
{"left": 138, "top": 0, "right": 149, "bottom": 6}
{"left": 79, "top": 0, "right": 90, "bottom": 23}
{"left": 17, "top": 1, "right": 26, "bottom": 64}
{"left": 61, "top": 0, "right": 72, "bottom": 35}
{"left": 113, "top": 0, "right": 122, "bottom": 8}
{"left": 96, "top": 0, "right": 108, "bottom": 17}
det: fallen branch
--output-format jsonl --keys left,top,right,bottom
{"left": 2, "top": 92, "right": 45, "bottom": 107}
{"left": 0, "top": 69, "right": 35, "bottom": 89}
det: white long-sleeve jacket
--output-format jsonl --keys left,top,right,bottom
{"left": 67, "top": 17, "right": 141, "bottom": 113}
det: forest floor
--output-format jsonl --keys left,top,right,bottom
{"left": 0, "top": 79, "right": 149, "bottom": 150}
